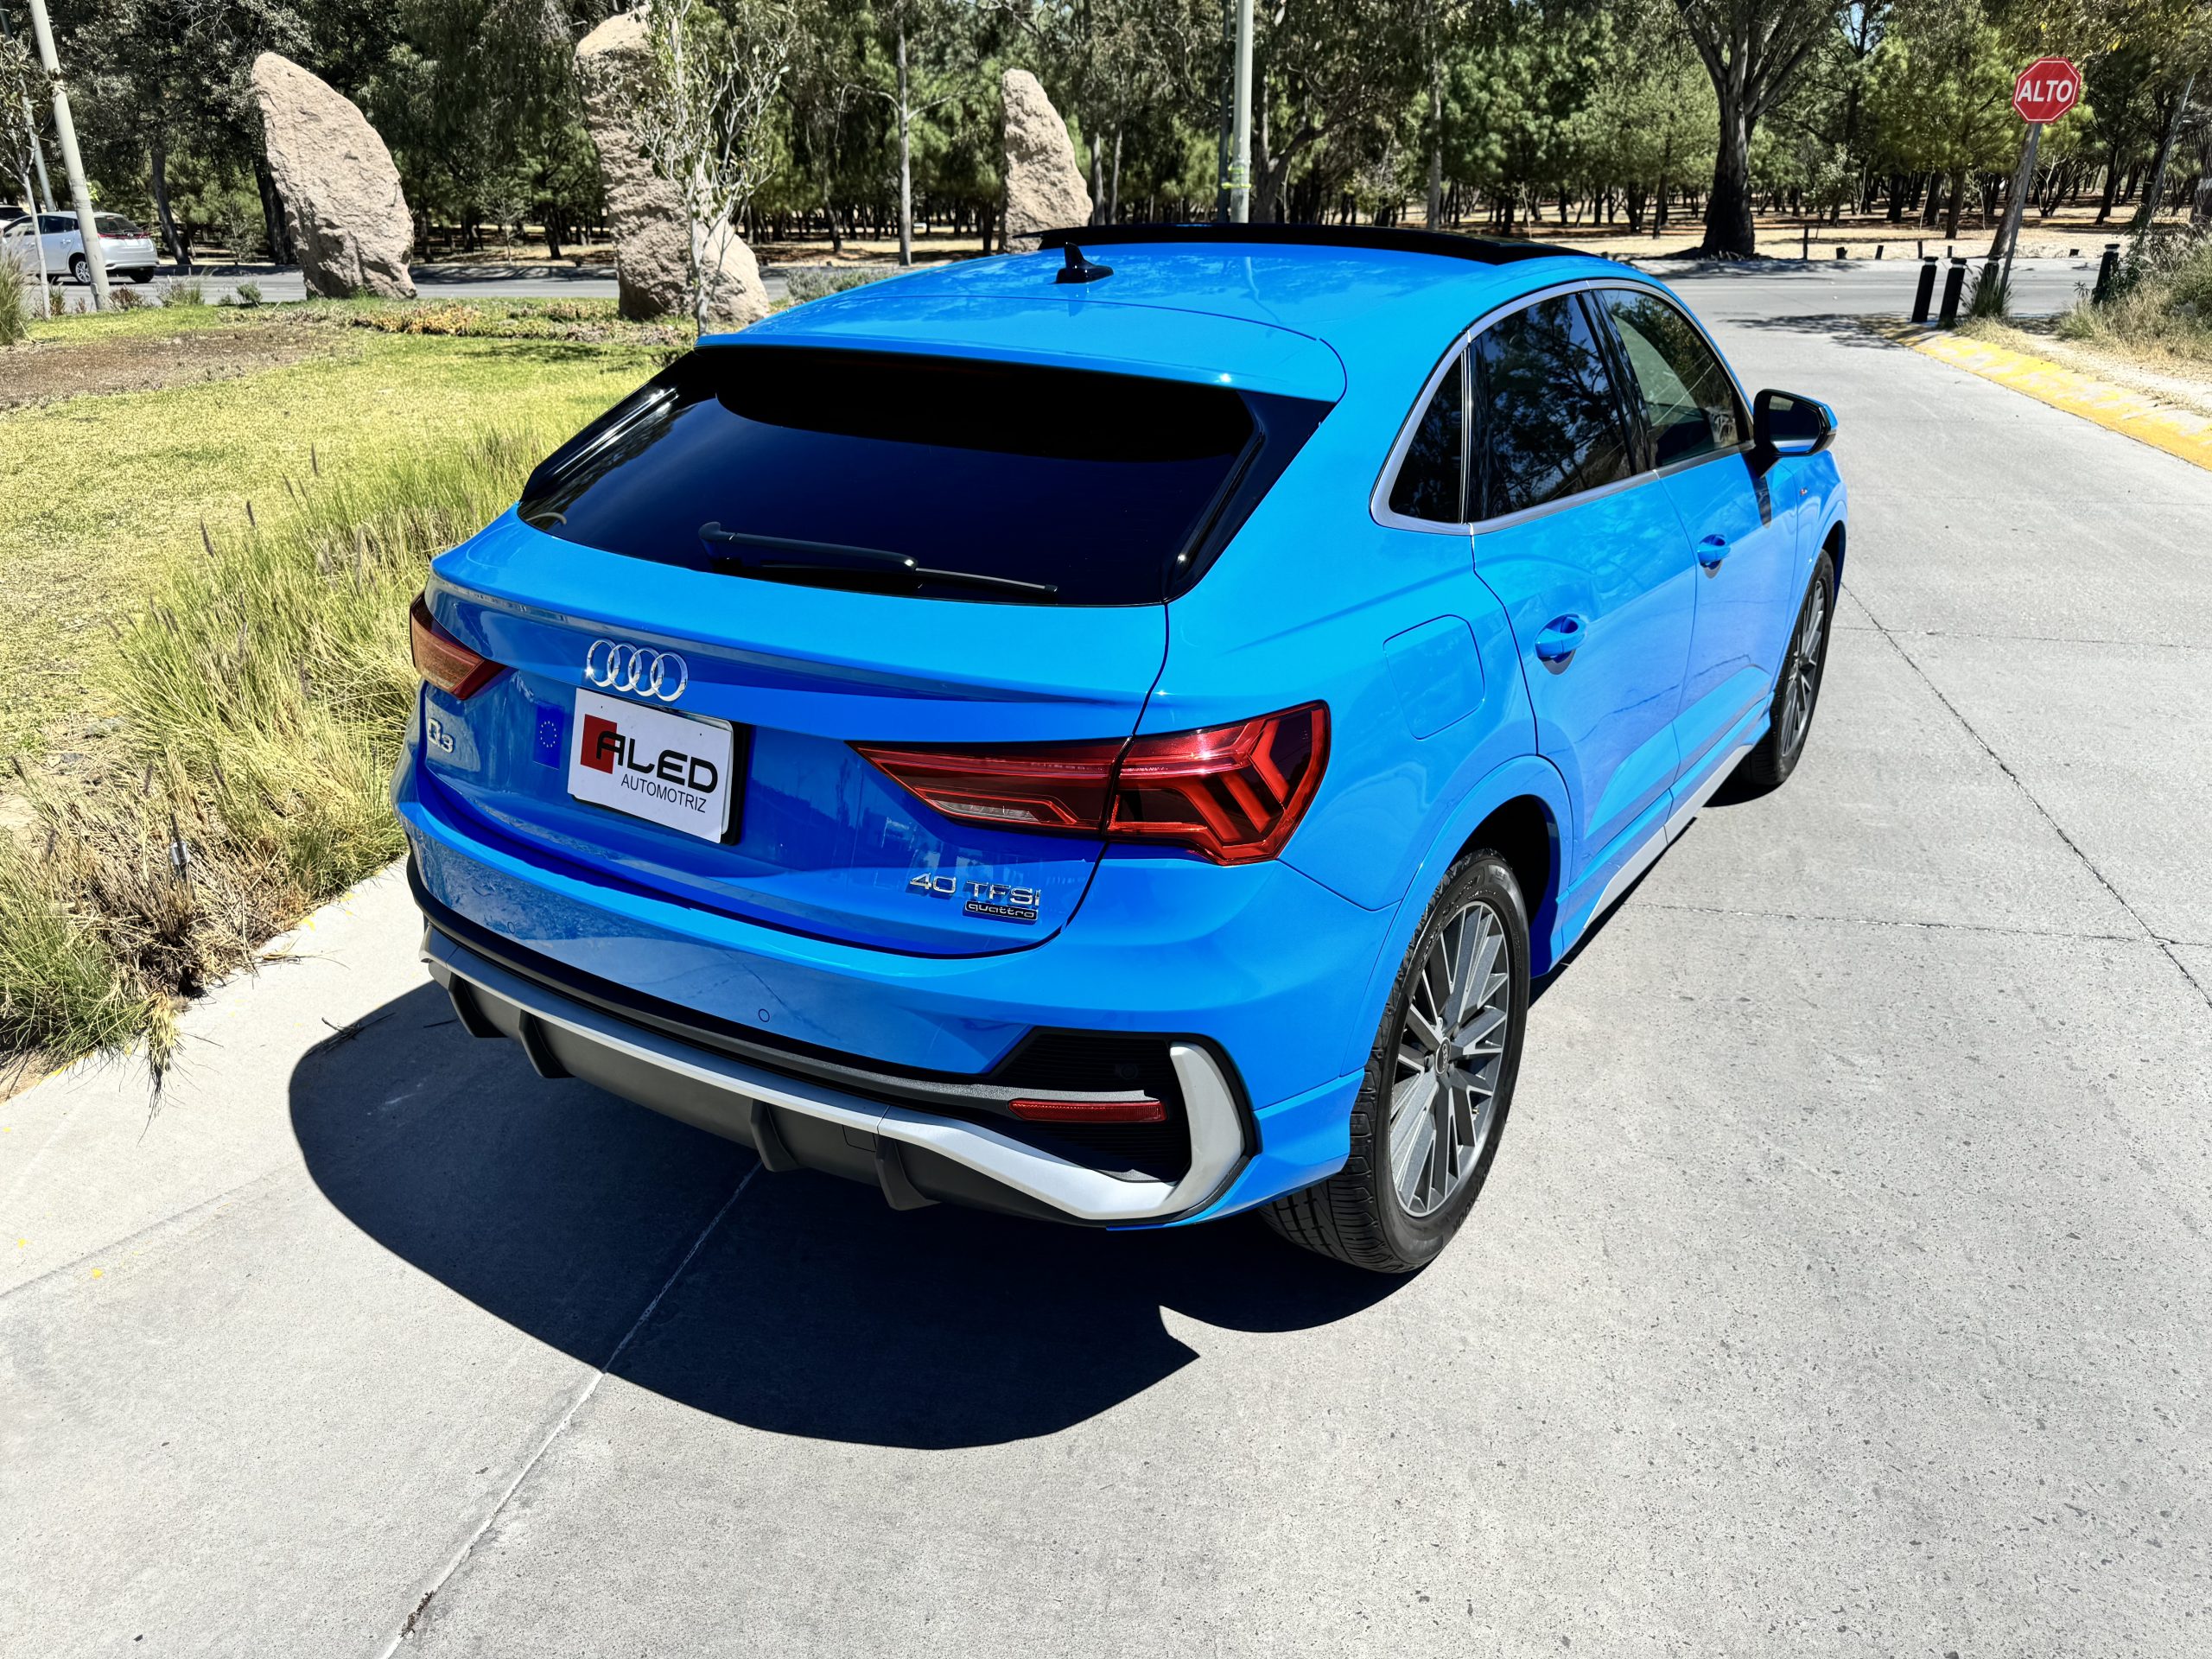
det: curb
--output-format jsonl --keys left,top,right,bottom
{"left": 1884, "top": 322, "right": 2212, "bottom": 473}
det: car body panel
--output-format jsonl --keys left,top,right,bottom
{"left": 1, "top": 210, "right": 158, "bottom": 279}
{"left": 423, "top": 512, "right": 1171, "bottom": 954}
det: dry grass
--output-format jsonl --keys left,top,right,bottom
{"left": 0, "top": 423, "right": 560, "bottom": 1077}
{"left": 2058, "top": 230, "right": 2212, "bottom": 365}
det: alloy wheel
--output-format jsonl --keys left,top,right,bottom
{"left": 1390, "top": 899, "right": 1511, "bottom": 1218}
{"left": 1778, "top": 575, "right": 1827, "bottom": 760}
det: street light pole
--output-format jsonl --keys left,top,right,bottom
{"left": 1228, "top": 0, "right": 1253, "bottom": 224}
{"left": 22, "top": 0, "right": 106, "bottom": 309}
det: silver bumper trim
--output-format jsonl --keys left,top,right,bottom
{"left": 421, "top": 930, "right": 1244, "bottom": 1224}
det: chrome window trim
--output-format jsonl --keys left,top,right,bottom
{"left": 1369, "top": 275, "right": 1756, "bottom": 538}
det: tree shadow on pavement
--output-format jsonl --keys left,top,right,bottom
{"left": 290, "top": 982, "right": 1400, "bottom": 1451}
{"left": 1725, "top": 313, "right": 1914, "bottom": 347}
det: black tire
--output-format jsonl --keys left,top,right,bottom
{"left": 1265, "top": 850, "right": 1529, "bottom": 1274}
{"left": 68, "top": 253, "right": 90, "bottom": 285}
{"left": 1734, "top": 548, "right": 1836, "bottom": 796}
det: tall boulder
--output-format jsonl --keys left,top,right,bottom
{"left": 249, "top": 54, "right": 415, "bottom": 299}
{"left": 1002, "top": 71, "right": 1092, "bottom": 251}
{"left": 575, "top": 10, "right": 769, "bottom": 327}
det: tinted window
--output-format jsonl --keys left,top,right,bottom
{"left": 39, "top": 215, "right": 70, "bottom": 234}
{"left": 520, "top": 347, "right": 1322, "bottom": 605}
{"left": 1388, "top": 354, "right": 1465, "bottom": 522}
{"left": 1599, "top": 290, "right": 1741, "bottom": 467}
{"left": 1471, "top": 296, "right": 1635, "bottom": 519}
{"left": 93, "top": 214, "right": 142, "bottom": 238}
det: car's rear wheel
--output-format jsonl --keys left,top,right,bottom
{"left": 1265, "top": 851, "right": 1529, "bottom": 1274}
{"left": 1735, "top": 549, "right": 1836, "bottom": 795}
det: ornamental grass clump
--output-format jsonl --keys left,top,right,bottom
{"left": 0, "top": 426, "right": 553, "bottom": 1078}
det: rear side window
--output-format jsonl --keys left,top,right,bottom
{"left": 1388, "top": 354, "right": 1465, "bottom": 523}
{"left": 1598, "top": 289, "right": 1742, "bottom": 467}
{"left": 520, "top": 347, "right": 1326, "bottom": 605}
{"left": 1471, "top": 295, "right": 1635, "bottom": 519}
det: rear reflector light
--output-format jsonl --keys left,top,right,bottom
{"left": 1009, "top": 1096, "right": 1167, "bottom": 1125}
{"left": 856, "top": 702, "right": 1327, "bottom": 866}
{"left": 409, "top": 593, "right": 504, "bottom": 698}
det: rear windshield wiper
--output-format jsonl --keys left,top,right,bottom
{"left": 697, "top": 523, "right": 1058, "bottom": 598}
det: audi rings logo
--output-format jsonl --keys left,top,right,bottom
{"left": 584, "top": 639, "right": 689, "bottom": 702}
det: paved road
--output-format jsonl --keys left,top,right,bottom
{"left": 6, "top": 305, "right": 2209, "bottom": 1656}
{"left": 34, "top": 252, "right": 2096, "bottom": 317}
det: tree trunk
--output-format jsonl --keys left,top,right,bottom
{"left": 1944, "top": 168, "right": 1963, "bottom": 239}
{"left": 1425, "top": 58, "right": 1444, "bottom": 229}
{"left": 1700, "top": 89, "right": 1755, "bottom": 256}
{"left": 1087, "top": 111, "right": 1105, "bottom": 224}
{"left": 252, "top": 155, "right": 291, "bottom": 266}
{"left": 2135, "top": 73, "right": 2195, "bottom": 231}
{"left": 895, "top": 24, "right": 913, "bottom": 266}
{"left": 1109, "top": 123, "right": 1122, "bottom": 222}
{"left": 149, "top": 127, "right": 190, "bottom": 272}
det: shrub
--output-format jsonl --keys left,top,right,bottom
{"left": 782, "top": 265, "right": 896, "bottom": 305}
{"left": 111, "top": 283, "right": 147, "bottom": 310}
{"left": 0, "top": 266, "right": 29, "bottom": 346}
{"left": 163, "top": 277, "right": 207, "bottom": 308}
{"left": 1967, "top": 263, "right": 2010, "bottom": 321}
{"left": 2060, "top": 227, "right": 2212, "bottom": 362}
{"left": 0, "top": 427, "right": 556, "bottom": 1077}
{"left": 235, "top": 279, "right": 263, "bottom": 306}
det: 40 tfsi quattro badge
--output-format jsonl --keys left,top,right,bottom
{"left": 396, "top": 223, "right": 1845, "bottom": 1271}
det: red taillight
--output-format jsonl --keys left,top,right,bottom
{"left": 855, "top": 702, "right": 1327, "bottom": 866}
{"left": 1009, "top": 1096, "right": 1167, "bottom": 1125}
{"left": 409, "top": 593, "right": 504, "bottom": 698}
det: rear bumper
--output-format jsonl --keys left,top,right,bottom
{"left": 397, "top": 744, "right": 1389, "bottom": 1224}
{"left": 425, "top": 924, "right": 1249, "bottom": 1224}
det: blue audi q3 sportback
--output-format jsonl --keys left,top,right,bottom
{"left": 395, "top": 223, "right": 1845, "bottom": 1272}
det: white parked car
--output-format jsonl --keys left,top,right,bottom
{"left": 0, "top": 210, "right": 160, "bottom": 285}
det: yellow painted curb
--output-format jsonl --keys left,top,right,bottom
{"left": 1893, "top": 325, "right": 2212, "bottom": 473}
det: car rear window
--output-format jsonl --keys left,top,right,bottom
{"left": 93, "top": 215, "right": 142, "bottom": 237}
{"left": 518, "top": 346, "right": 1326, "bottom": 605}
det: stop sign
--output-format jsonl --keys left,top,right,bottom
{"left": 2013, "top": 57, "right": 2080, "bottom": 124}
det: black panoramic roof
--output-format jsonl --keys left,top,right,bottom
{"left": 1035, "top": 222, "right": 1578, "bottom": 266}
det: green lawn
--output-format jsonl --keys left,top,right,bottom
{"left": 0, "top": 309, "right": 660, "bottom": 757}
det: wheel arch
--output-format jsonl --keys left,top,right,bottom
{"left": 1336, "top": 753, "right": 1571, "bottom": 1077}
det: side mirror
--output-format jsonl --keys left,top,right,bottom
{"left": 1751, "top": 389, "right": 1837, "bottom": 471}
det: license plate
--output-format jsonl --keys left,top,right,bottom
{"left": 568, "top": 687, "right": 738, "bottom": 842}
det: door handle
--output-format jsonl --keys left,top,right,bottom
{"left": 1533, "top": 614, "right": 1586, "bottom": 671}
{"left": 1696, "top": 533, "right": 1729, "bottom": 571}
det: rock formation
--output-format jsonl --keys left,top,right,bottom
{"left": 250, "top": 54, "right": 416, "bottom": 299}
{"left": 1001, "top": 71, "right": 1092, "bottom": 251}
{"left": 575, "top": 10, "right": 770, "bottom": 327}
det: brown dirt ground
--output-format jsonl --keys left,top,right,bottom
{"left": 1, "top": 322, "right": 327, "bottom": 410}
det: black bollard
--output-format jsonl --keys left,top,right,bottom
{"left": 1911, "top": 256, "right": 1938, "bottom": 323}
{"left": 1937, "top": 259, "right": 1967, "bottom": 327}
{"left": 2093, "top": 241, "right": 2121, "bottom": 303}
